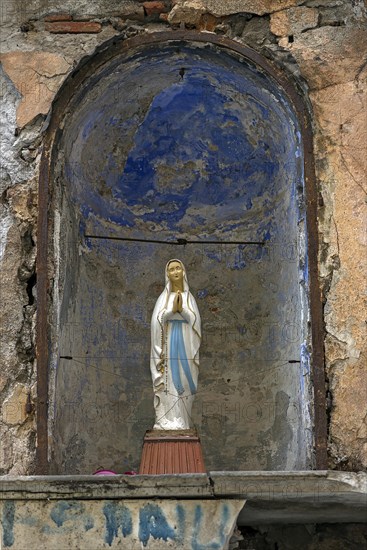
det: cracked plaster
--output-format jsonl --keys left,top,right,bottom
{"left": 0, "top": 52, "right": 71, "bottom": 127}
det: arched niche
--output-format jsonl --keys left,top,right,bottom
{"left": 36, "top": 32, "right": 326, "bottom": 474}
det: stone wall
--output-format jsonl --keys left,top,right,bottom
{"left": 0, "top": 0, "right": 366, "bottom": 475}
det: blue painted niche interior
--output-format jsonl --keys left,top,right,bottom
{"left": 64, "top": 43, "right": 302, "bottom": 241}
{"left": 53, "top": 41, "right": 311, "bottom": 474}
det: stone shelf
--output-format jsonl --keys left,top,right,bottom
{"left": 0, "top": 470, "right": 365, "bottom": 524}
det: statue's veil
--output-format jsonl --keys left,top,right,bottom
{"left": 153, "top": 258, "right": 201, "bottom": 342}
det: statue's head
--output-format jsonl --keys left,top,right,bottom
{"left": 167, "top": 259, "right": 184, "bottom": 286}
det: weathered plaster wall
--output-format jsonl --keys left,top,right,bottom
{"left": 0, "top": 0, "right": 366, "bottom": 476}
{"left": 0, "top": 66, "right": 40, "bottom": 475}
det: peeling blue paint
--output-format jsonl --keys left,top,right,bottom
{"left": 138, "top": 503, "right": 176, "bottom": 547}
{"left": 50, "top": 501, "right": 93, "bottom": 532}
{"left": 41, "top": 524, "right": 51, "bottom": 534}
{"left": 17, "top": 516, "right": 39, "bottom": 527}
{"left": 84, "top": 516, "right": 94, "bottom": 531}
{"left": 191, "top": 503, "right": 229, "bottom": 549}
{"left": 62, "top": 44, "right": 299, "bottom": 242}
{"left": 176, "top": 504, "right": 186, "bottom": 544}
{"left": 300, "top": 342, "right": 311, "bottom": 394}
{"left": 218, "top": 504, "right": 230, "bottom": 547}
{"left": 231, "top": 254, "right": 247, "bottom": 270}
{"left": 2, "top": 501, "right": 15, "bottom": 548}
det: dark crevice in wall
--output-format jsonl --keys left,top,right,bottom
{"left": 0, "top": 188, "right": 8, "bottom": 205}
{"left": 26, "top": 272, "right": 37, "bottom": 306}
{"left": 16, "top": 228, "right": 37, "bottom": 364}
{"left": 16, "top": 327, "right": 35, "bottom": 363}
{"left": 325, "top": 387, "right": 332, "bottom": 437}
{"left": 319, "top": 214, "right": 342, "bottom": 469}
{"left": 320, "top": 278, "right": 330, "bottom": 467}
{"left": 237, "top": 523, "right": 367, "bottom": 549}
{"left": 20, "top": 229, "right": 35, "bottom": 253}
{"left": 318, "top": 20, "right": 347, "bottom": 27}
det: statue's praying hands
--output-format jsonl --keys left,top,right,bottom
{"left": 172, "top": 290, "right": 183, "bottom": 313}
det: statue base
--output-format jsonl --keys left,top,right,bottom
{"left": 139, "top": 429, "right": 206, "bottom": 474}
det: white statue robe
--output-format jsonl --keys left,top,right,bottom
{"left": 150, "top": 263, "right": 201, "bottom": 430}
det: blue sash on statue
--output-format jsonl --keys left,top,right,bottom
{"left": 169, "top": 320, "right": 197, "bottom": 396}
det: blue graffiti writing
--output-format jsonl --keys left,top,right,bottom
{"left": 192, "top": 503, "right": 230, "bottom": 550}
{"left": 176, "top": 504, "right": 186, "bottom": 544}
{"left": 2, "top": 501, "right": 15, "bottom": 548}
{"left": 50, "top": 501, "right": 94, "bottom": 531}
{"left": 103, "top": 502, "right": 133, "bottom": 546}
{"left": 139, "top": 503, "right": 176, "bottom": 547}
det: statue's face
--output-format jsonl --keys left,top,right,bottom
{"left": 167, "top": 261, "right": 183, "bottom": 285}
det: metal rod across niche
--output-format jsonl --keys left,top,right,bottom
{"left": 84, "top": 234, "right": 265, "bottom": 246}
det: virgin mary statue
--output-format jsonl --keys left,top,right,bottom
{"left": 150, "top": 259, "right": 201, "bottom": 430}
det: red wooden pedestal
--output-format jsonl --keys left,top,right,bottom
{"left": 139, "top": 429, "right": 206, "bottom": 474}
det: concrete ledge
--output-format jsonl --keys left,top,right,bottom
{"left": 0, "top": 474, "right": 211, "bottom": 500}
{"left": 0, "top": 498, "right": 245, "bottom": 549}
{"left": 210, "top": 471, "right": 367, "bottom": 524}
{"left": 0, "top": 471, "right": 366, "bottom": 524}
